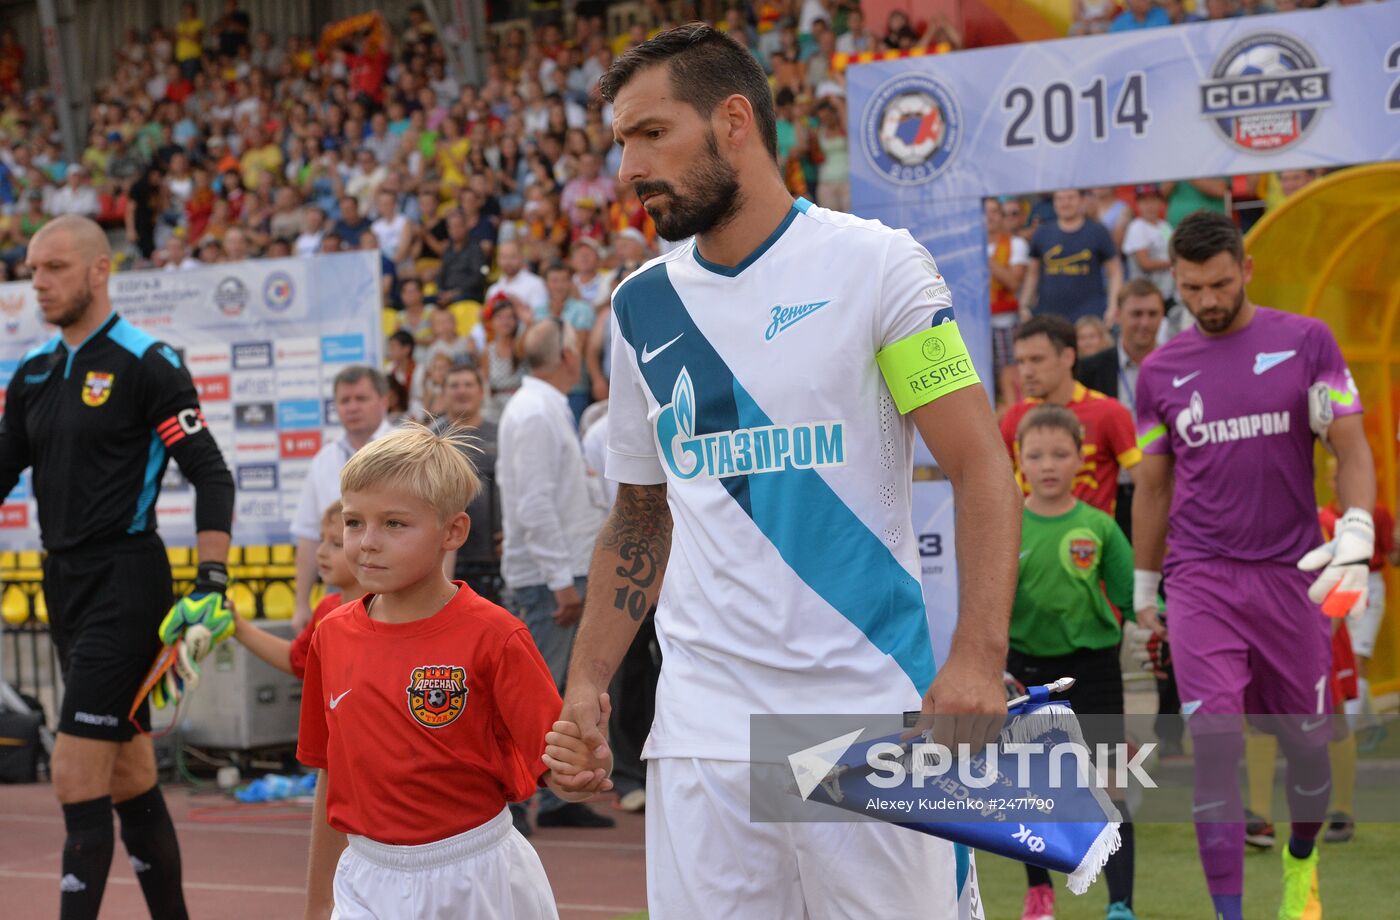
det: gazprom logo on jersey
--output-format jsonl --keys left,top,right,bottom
{"left": 655, "top": 368, "right": 845, "bottom": 480}
{"left": 1199, "top": 33, "right": 1330, "bottom": 153}
{"left": 861, "top": 73, "right": 961, "bottom": 186}
{"left": 1176, "top": 390, "right": 1290, "bottom": 449}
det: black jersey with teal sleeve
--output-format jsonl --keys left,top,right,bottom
{"left": 0, "top": 313, "right": 234, "bottom": 552}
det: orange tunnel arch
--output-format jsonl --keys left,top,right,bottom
{"left": 1246, "top": 163, "right": 1400, "bottom": 695}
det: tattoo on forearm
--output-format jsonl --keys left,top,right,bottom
{"left": 599, "top": 484, "right": 670, "bottom": 621}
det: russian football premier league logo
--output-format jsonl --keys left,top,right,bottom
{"left": 861, "top": 73, "right": 962, "bottom": 186}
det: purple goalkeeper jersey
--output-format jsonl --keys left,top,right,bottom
{"left": 1135, "top": 307, "right": 1361, "bottom": 570}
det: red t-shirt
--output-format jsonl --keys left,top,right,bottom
{"left": 1319, "top": 503, "right": 1394, "bottom": 572}
{"left": 1000, "top": 383, "right": 1141, "bottom": 515}
{"left": 297, "top": 583, "right": 562, "bottom": 845}
{"left": 288, "top": 592, "right": 343, "bottom": 680}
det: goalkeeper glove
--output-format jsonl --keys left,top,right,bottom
{"left": 158, "top": 561, "right": 235, "bottom": 686}
{"left": 149, "top": 666, "right": 185, "bottom": 711}
{"left": 1298, "top": 507, "right": 1373, "bottom": 618}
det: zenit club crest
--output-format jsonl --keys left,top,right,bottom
{"left": 406, "top": 665, "right": 468, "bottom": 728}
{"left": 82, "top": 371, "right": 114, "bottom": 407}
{"left": 861, "top": 73, "right": 962, "bottom": 186}
{"left": 1200, "top": 32, "right": 1330, "bottom": 153}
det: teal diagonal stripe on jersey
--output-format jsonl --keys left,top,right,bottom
{"left": 614, "top": 262, "right": 936, "bottom": 693}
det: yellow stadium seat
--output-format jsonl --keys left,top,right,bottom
{"left": 18, "top": 551, "right": 39, "bottom": 569}
{"left": 382, "top": 308, "right": 399, "bottom": 337}
{"left": 227, "top": 546, "right": 243, "bottom": 565}
{"left": 167, "top": 547, "right": 191, "bottom": 566}
{"left": 244, "top": 545, "right": 271, "bottom": 565}
{"left": 35, "top": 591, "right": 47, "bottom": 624}
{"left": 263, "top": 582, "right": 295, "bottom": 620}
{"left": 0, "top": 551, "right": 16, "bottom": 569}
{"left": 415, "top": 257, "right": 441, "bottom": 278}
{"left": 1, "top": 585, "right": 28, "bottom": 626}
{"left": 310, "top": 582, "right": 326, "bottom": 609}
{"left": 271, "top": 544, "right": 295, "bottom": 565}
{"left": 449, "top": 300, "right": 481, "bottom": 337}
{"left": 229, "top": 583, "right": 257, "bottom": 620}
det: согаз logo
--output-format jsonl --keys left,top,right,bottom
{"left": 1199, "top": 32, "right": 1330, "bottom": 153}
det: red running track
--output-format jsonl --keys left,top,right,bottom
{"left": 0, "top": 783, "right": 647, "bottom": 919}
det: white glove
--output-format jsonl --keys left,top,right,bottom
{"left": 1298, "top": 507, "right": 1373, "bottom": 618}
{"left": 1123, "top": 622, "right": 1153, "bottom": 670}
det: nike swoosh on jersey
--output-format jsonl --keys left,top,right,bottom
{"left": 640, "top": 333, "right": 684, "bottom": 364}
{"left": 1172, "top": 371, "right": 1202, "bottom": 388}
{"left": 329, "top": 689, "right": 352, "bottom": 709}
{"left": 1253, "top": 350, "right": 1297, "bottom": 375}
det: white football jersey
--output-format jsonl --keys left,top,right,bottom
{"left": 607, "top": 198, "right": 958, "bottom": 761}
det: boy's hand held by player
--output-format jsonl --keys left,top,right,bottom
{"left": 1298, "top": 507, "right": 1373, "bottom": 618}
{"left": 543, "top": 718, "right": 615, "bottom": 802}
{"left": 549, "top": 691, "right": 613, "bottom": 799}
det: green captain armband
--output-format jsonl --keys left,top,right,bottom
{"left": 876, "top": 321, "right": 982, "bottom": 414}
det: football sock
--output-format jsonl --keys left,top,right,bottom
{"left": 60, "top": 796, "right": 114, "bottom": 920}
{"left": 116, "top": 785, "right": 188, "bottom": 920}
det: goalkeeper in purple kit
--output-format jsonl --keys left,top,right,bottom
{"left": 1130, "top": 212, "right": 1374, "bottom": 920}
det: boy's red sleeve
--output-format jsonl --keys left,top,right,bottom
{"left": 290, "top": 594, "right": 341, "bottom": 680}
{"left": 491, "top": 628, "right": 565, "bottom": 801}
{"left": 296, "top": 631, "right": 330, "bottom": 770}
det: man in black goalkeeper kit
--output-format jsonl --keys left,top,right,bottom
{"left": 6, "top": 216, "right": 235, "bottom": 920}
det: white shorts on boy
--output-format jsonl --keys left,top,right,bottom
{"left": 332, "top": 807, "right": 558, "bottom": 920}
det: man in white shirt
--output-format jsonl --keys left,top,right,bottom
{"left": 46, "top": 168, "right": 99, "bottom": 218}
{"left": 292, "top": 206, "right": 326, "bottom": 258}
{"left": 835, "top": 7, "right": 877, "bottom": 55}
{"left": 1121, "top": 184, "right": 1174, "bottom": 303}
{"left": 497, "top": 319, "right": 612, "bottom": 832}
{"left": 485, "top": 240, "right": 548, "bottom": 317}
{"left": 370, "top": 189, "right": 411, "bottom": 265}
{"left": 290, "top": 366, "right": 395, "bottom": 629}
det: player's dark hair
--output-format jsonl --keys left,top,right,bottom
{"left": 599, "top": 22, "right": 779, "bottom": 162}
{"left": 1015, "top": 314, "right": 1077, "bottom": 354}
{"left": 1169, "top": 209, "right": 1244, "bottom": 264}
{"left": 334, "top": 364, "right": 388, "bottom": 396}
{"left": 1017, "top": 404, "right": 1084, "bottom": 450}
{"left": 1118, "top": 277, "right": 1166, "bottom": 309}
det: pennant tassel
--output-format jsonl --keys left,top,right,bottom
{"left": 1067, "top": 820, "right": 1121, "bottom": 895}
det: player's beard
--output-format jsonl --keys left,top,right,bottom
{"left": 49, "top": 281, "right": 93, "bottom": 329}
{"left": 635, "top": 131, "right": 743, "bottom": 242}
{"left": 1193, "top": 285, "right": 1245, "bottom": 334}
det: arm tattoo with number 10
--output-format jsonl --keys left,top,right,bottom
{"left": 596, "top": 483, "right": 671, "bottom": 621}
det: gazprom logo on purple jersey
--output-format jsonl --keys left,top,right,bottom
{"left": 321, "top": 334, "right": 366, "bottom": 364}
{"left": 655, "top": 367, "right": 845, "bottom": 480}
{"left": 1176, "top": 390, "right": 1290, "bottom": 449}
